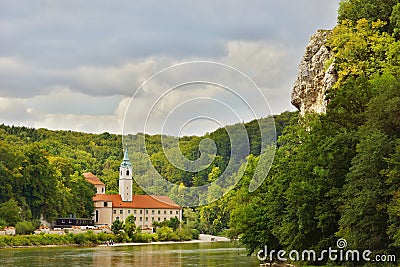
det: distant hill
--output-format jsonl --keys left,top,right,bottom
{"left": 0, "top": 111, "right": 296, "bottom": 224}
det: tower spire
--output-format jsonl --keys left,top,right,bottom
{"left": 121, "top": 145, "right": 132, "bottom": 168}
{"left": 119, "top": 145, "right": 132, "bottom": 201}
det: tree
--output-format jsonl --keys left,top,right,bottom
{"left": 0, "top": 199, "right": 22, "bottom": 226}
{"left": 111, "top": 219, "right": 123, "bottom": 235}
{"left": 338, "top": 130, "right": 393, "bottom": 253}
{"left": 21, "top": 144, "right": 59, "bottom": 220}
{"left": 338, "top": 0, "right": 398, "bottom": 29}
{"left": 123, "top": 215, "right": 136, "bottom": 239}
{"left": 167, "top": 216, "right": 180, "bottom": 231}
{"left": 386, "top": 140, "right": 400, "bottom": 249}
{"left": 183, "top": 208, "right": 198, "bottom": 230}
{"left": 390, "top": 3, "right": 400, "bottom": 38}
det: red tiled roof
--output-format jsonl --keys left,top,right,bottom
{"left": 83, "top": 172, "right": 105, "bottom": 186}
{"left": 93, "top": 194, "right": 181, "bottom": 209}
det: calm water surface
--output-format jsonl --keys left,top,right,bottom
{"left": 0, "top": 242, "right": 260, "bottom": 266}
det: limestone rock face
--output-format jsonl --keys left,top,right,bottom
{"left": 291, "top": 30, "right": 337, "bottom": 115}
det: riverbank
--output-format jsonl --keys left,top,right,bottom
{"left": 0, "top": 232, "right": 230, "bottom": 249}
{"left": 100, "top": 234, "right": 231, "bottom": 247}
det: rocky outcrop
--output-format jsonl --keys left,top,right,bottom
{"left": 291, "top": 30, "right": 337, "bottom": 116}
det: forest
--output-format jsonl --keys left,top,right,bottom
{"left": 229, "top": 0, "right": 400, "bottom": 265}
{"left": 0, "top": 111, "right": 293, "bottom": 229}
{"left": 1, "top": 0, "right": 400, "bottom": 265}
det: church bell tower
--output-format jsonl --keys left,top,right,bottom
{"left": 119, "top": 146, "right": 132, "bottom": 202}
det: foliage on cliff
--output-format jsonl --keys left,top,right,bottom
{"left": 230, "top": 0, "right": 400, "bottom": 265}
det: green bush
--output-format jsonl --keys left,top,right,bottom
{"left": 132, "top": 232, "right": 153, "bottom": 243}
{"left": 191, "top": 229, "right": 199, "bottom": 240}
{"left": 15, "top": 221, "right": 35, "bottom": 235}
{"left": 0, "top": 219, "right": 7, "bottom": 229}
{"left": 96, "top": 232, "right": 115, "bottom": 243}
{"left": 0, "top": 232, "right": 112, "bottom": 247}
{"left": 176, "top": 227, "right": 193, "bottom": 241}
{"left": 114, "top": 232, "right": 128, "bottom": 243}
{"left": 156, "top": 226, "right": 180, "bottom": 241}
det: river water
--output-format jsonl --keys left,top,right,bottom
{"left": 0, "top": 242, "right": 260, "bottom": 266}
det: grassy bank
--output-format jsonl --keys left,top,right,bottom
{"left": 0, "top": 226, "right": 200, "bottom": 248}
{"left": 0, "top": 231, "right": 115, "bottom": 247}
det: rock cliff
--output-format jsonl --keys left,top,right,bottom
{"left": 291, "top": 30, "right": 337, "bottom": 115}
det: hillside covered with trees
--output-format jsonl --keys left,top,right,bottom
{"left": 0, "top": 111, "right": 294, "bottom": 229}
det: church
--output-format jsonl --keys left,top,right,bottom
{"left": 84, "top": 148, "right": 182, "bottom": 229}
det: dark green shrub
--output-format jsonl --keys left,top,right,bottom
{"left": 15, "top": 221, "right": 35, "bottom": 235}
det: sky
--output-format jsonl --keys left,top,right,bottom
{"left": 0, "top": 0, "right": 340, "bottom": 136}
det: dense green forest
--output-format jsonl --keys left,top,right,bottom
{"left": 0, "top": 111, "right": 294, "bottom": 228}
{"left": 227, "top": 0, "right": 400, "bottom": 265}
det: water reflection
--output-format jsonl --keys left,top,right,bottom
{"left": 0, "top": 242, "right": 259, "bottom": 267}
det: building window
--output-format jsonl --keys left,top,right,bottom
{"left": 158, "top": 217, "right": 160, "bottom": 221}
{"left": 170, "top": 210, "right": 172, "bottom": 215}
{"left": 116, "top": 217, "right": 120, "bottom": 221}
{"left": 146, "top": 210, "right": 148, "bottom": 214}
{"left": 134, "top": 217, "right": 136, "bottom": 220}
{"left": 176, "top": 210, "right": 179, "bottom": 215}
{"left": 113, "top": 210, "right": 116, "bottom": 214}
{"left": 152, "top": 210, "right": 154, "bottom": 215}
{"left": 128, "top": 210, "right": 130, "bottom": 214}
{"left": 140, "top": 210, "right": 142, "bottom": 214}
{"left": 134, "top": 210, "right": 137, "bottom": 214}
{"left": 120, "top": 210, "right": 123, "bottom": 214}
{"left": 164, "top": 218, "right": 166, "bottom": 221}
{"left": 152, "top": 217, "right": 155, "bottom": 222}
{"left": 102, "top": 187, "right": 104, "bottom": 193}
{"left": 140, "top": 217, "right": 142, "bottom": 221}
{"left": 145, "top": 217, "right": 148, "bottom": 222}
{"left": 158, "top": 210, "right": 160, "bottom": 215}
{"left": 164, "top": 210, "right": 166, "bottom": 215}
{"left": 95, "top": 210, "right": 99, "bottom": 223}
{"left": 126, "top": 170, "right": 129, "bottom": 176}
{"left": 104, "top": 202, "right": 108, "bottom": 207}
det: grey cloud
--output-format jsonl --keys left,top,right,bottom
{"left": 0, "top": 0, "right": 340, "bottom": 134}
{"left": 1, "top": 1, "right": 339, "bottom": 67}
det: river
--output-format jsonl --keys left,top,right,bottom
{"left": 0, "top": 242, "right": 260, "bottom": 266}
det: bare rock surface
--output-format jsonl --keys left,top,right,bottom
{"left": 291, "top": 30, "right": 337, "bottom": 115}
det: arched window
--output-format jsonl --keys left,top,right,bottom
{"left": 126, "top": 170, "right": 129, "bottom": 176}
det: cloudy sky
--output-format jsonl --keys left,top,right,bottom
{"left": 1, "top": 0, "right": 340, "bottom": 136}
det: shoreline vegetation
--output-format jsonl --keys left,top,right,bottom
{"left": 0, "top": 214, "right": 202, "bottom": 249}
{"left": 0, "top": 232, "right": 229, "bottom": 249}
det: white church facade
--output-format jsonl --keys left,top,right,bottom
{"left": 84, "top": 148, "right": 182, "bottom": 228}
